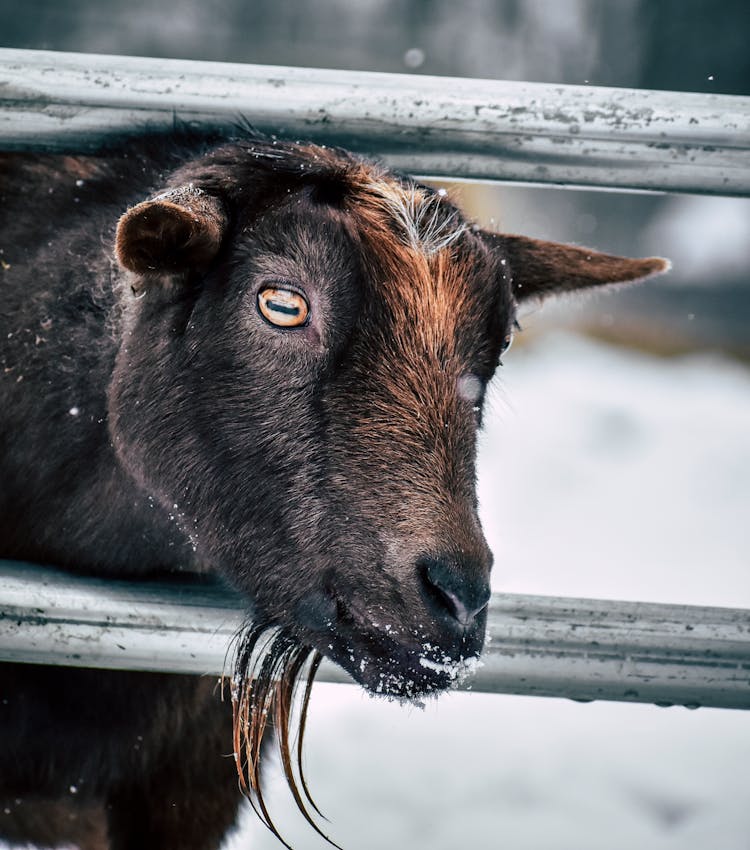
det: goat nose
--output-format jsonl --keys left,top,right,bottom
{"left": 419, "top": 556, "right": 491, "bottom": 628}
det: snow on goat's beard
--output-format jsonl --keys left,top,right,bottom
{"left": 418, "top": 650, "right": 482, "bottom": 682}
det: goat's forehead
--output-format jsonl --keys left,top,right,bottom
{"left": 284, "top": 144, "right": 469, "bottom": 254}
{"left": 343, "top": 171, "right": 491, "bottom": 340}
{"left": 356, "top": 176, "right": 467, "bottom": 256}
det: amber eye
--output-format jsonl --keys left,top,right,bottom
{"left": 257, "top": 287, "right": 310, "bottom": 328}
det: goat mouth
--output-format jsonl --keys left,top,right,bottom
{"left": 313, "top": 594, "right": 485, "bottom": 700}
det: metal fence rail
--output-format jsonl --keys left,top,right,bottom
{"left": 1, "top": 562, "right": 748, "bottom": 710}
{"left": 1, "top": 48, "right": 749, "bottom": 195}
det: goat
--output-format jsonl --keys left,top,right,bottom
{"left": 0, "top": 133, "right": 668, "bottom": 849}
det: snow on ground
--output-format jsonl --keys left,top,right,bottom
{"left": 479, "top": 332, "right": 750, "bottom": 608}
{"left": 227, "top": 333, "right": 750, "bottom": 850}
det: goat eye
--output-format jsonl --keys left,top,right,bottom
{"left": 257, "top": 287, "right": 310, "bottom": 328}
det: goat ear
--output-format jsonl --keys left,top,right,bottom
{"left": 483, "top": 232, "right": 670, "bottom": 302}
{"left": 115, "top": 186, "right": 227, "bottom": 275}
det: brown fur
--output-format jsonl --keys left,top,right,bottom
{"left": 0, "top": 799, "right": 107, "bottom": 850}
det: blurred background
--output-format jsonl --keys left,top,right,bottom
{"left": 2, "top": 2, "right": 749, "bottom": 849}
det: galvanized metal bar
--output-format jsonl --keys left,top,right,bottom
{"left": 1, "top": 561, "right": 748, "bottom": 710}
{"left": 1, "top": 48, "right": 748, "bottom": 195}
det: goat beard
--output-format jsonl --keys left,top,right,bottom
{"left": 229, "top": 624, "right": 334, "bottom": 850}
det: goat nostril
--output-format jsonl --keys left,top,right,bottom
{"left": 419, "top": 557, "right": 491, "bottom": 628}
{"left": 435, "top": 586, "right": 473, "bottom": 626}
